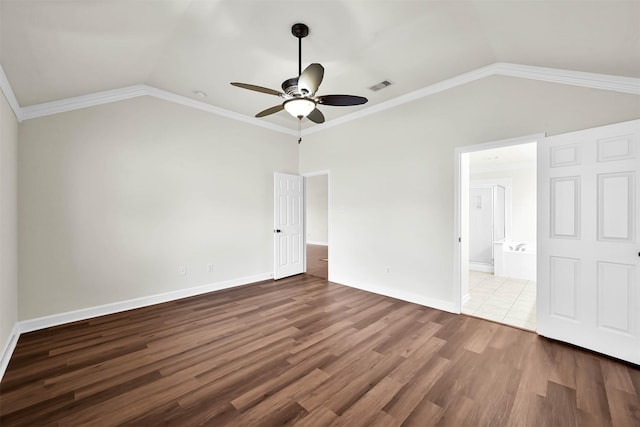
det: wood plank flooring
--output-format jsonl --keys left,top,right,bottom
{"left": 1, "top": 274, "right": 639, "bottom": 426}
{"left": 306, "top": 244, "right": 328, "bottom": 279}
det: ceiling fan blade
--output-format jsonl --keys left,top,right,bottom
{"left": 255, "top": 104, "right": 284, "bottom": 118}
{"left": 231, "top": 82, "right": 283, "bottom": 97}
{"left": 298, "top": 63, "right": 324, "bottom": 95}
{"left": 307, "top": 108, "right": 325, "bottom": 124}
{"left": 317, "top": 94, "right": 368, "bottom": 106}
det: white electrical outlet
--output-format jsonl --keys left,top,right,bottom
{"left": 207, "top": 263, "right": 214, "bottom": 272}
{"left": 179, "top": 266, "right": 187, "bottom": 276}
{"left": 386, "top": 267, "right": 391, "bottom": 273}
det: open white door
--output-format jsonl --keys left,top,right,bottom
{"left": 538, "top": 119, "right": 640, "bottom": 364}
{"left": 274, "top": 172, "right": 304, "bottom": 280}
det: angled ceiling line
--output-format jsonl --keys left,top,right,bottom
{"left": 302, "top": 63, "right": 640, "bottom": 135}
{"left": 1, "top": 63, "right": 638, "bottom": 137}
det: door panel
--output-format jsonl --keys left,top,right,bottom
{"left": 550, "top": 177, "right": 580, "bottom": 239}
{"left": 597, "top": 261, "right": 634, "bottom": 334}
{"left": 549, "top": 256, "right": 579, "bottom": 320}
{"left": 274, "top": 173, "right": 304, "bottom": 280}
{"left": 538, "top": 119, "right": 640, "bottom": 364}
{"left": 598, "top": 172, "right": 634, "bottom": 241}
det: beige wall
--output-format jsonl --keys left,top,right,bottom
{"left": 0, "top": 89, "right": 18, "bottom": 355}
{"left": 299, "top": 75, "right": 640, "bottom": 308}
{"left": 306, "top": 174, "right": 328, "bottom": 245}
{"left": 18, "top": 96, "right": 298, "bottom": 320}
{"left": 12, "top": 74, "right": 640, "bottom": 321}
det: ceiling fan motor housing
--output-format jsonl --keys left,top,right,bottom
{"left": 282, "top": 78, "right": 300, "bottom": 97}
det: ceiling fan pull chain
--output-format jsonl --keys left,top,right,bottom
{"left": 298, "top": 118, "right": 302, "bottom": 144}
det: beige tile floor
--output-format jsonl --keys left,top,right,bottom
{"left": 462, "top": 270, "right": 536, "bottom": 331}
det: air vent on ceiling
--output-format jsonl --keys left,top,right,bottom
{"left": 368, "top": 80, "right": 393, "bottom": 91}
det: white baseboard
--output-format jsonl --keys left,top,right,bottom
{"left": 306, "top": 240, "right": 328, "bottom": 246}
{"left": 0, "top": 323, "right": 20, "bottom": 381}
{"left": 469, "top": 262, "right": 494, "bottom": 273}
{"left": 330, "top": 276, "right": 458, "bottom": 314}
{"left": 1, "top": 271, "right": 457, "bottom": 381}
{"left": 0, "top": 272, "right": 273, "bottom": 381}
{"left": 18, "top": 272, "right": 273, "bottom": 334}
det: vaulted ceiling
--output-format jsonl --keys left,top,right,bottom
{"left": 1, "top": 0, "right": 639, "bottom": 130}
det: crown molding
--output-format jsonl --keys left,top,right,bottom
{"left": 303, "top": 63, "right": 499, "bottom": 135}
{"left": 304, "top": 63, "right": 640, "bottom": 135}
{"left": 0, "top": 65, "right": 24, "bottom": 121}
{"left": 3, "top": 62, "right": 639, "bottom": 136}
{"left": 19, "top": 84, "right": 297, "bottom": 136}
{"left": 494, "top": 62, "right": 640, "bottom": 95}
{"left": 144, "top": 86, "right": 297, "bottom": 136}
{"left": 20, "top": 85, "right": 148, "bottom": 121}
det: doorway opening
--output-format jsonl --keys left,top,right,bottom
{"left": 304, "top": 172, "right": 329, "bottom": 279}
{"left": 455, "top": 135, "right": 541, "bottom": 331}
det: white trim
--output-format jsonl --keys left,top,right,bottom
{"left": 494, "top": 62, "right": 640, "bottom": 95}
{"left": 20, "top": 85, "right": 149, "bottom": 120}
{"left": 18, "top": 272, "right": 272, "bottom": 334}
{"left": 469, "top": 262, "right": 494, "bottom": 273}
{"left": 144, "top": 87, "right": 297, "bottom": 136}
{"left": 0, "top": 65, "right": 23, "bottom": 121}
{"left": 306, "top": 240, "right": 328, "bottom": 246}
{"left": 304, "top": 64, "right": 498, "bottom": 136}
{"left": 303, "top": 63, "right": 640, "bottom": 136}
{"left": 1, "top": 273, "right": 272, "bottom": 380}
{"left": 0, "top": 323, "right": 20, "bottom": 381}
{"left": 453, "top": 133, "right": 545, "bottom": 315}
{"left": 459, "top": 133, "right": 545, "bottom": 154}
{"left": 332, "top": 276, "right": 458, "bottom": 314}
{"left": 20, "top": 85, "right": 297, "bottom": 136}
{"left": 302, "top": 169, "right": 331, "bottom": 178}
{"left": 4, "top": 62, "right": 638, "bottom": 134}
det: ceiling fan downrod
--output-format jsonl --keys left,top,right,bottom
{"left": 291, "top": 23, "right": 309, "bottom": 77}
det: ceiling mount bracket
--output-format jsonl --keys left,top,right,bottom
{"left": 291, "top": 23, "right": 309, "bottom": 39}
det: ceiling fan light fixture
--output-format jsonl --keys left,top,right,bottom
{"left": 283, "top": 98, "right": 316, "bottom": 119}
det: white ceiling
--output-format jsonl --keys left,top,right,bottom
{"left": 1, "top": 0, "right": 639, "bottom": 130}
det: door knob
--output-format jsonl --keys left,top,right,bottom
{"left": 275, "top": 229, "right": 282, "bottom": 233}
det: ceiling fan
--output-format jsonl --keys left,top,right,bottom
{"left": 231, "top": 23, "right": 368, "bottom": 124}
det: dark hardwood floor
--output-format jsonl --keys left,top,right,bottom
{"left": 1, "top": 274, "right": 639, "bottom": 426}
{"left": 306, "top": 244, "right": 328, "bottom": 279}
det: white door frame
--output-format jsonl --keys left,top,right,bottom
{"left": 302, "top": 170, "right": 331, "bottom": 279}
{"left": 453, "top": 133, "right": 545, "bottom": 313}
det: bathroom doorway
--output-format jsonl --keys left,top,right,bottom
{"left": 455, "top": 135, "right": 540, "bottom": 331}
{"left": 304, "top": 172, "right": 329, "bottom": 279}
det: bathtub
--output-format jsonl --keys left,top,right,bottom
{"left": 493, "top": 241, "right": 536, "bottom": 281}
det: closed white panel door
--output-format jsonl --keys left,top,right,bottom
{"left": 274, "top": 172, "right": 304, "bottom": 280}
{"left": 538, "top": 119, "right": 640, "bottom": 364}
